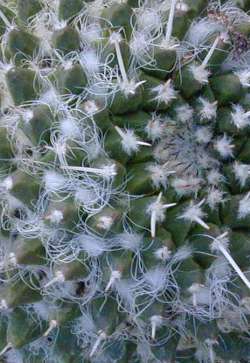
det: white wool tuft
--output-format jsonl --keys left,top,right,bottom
{"left": 129, "top": 31, "right": 151, "bottom": 61}
{"left": 206, "top": 169, "right": 224, "bottom": 185}
{"left": 172, "top": 176, "right": 202, "bottom": 196}
{"left": 146, "top": 163, "right": 175, "bottom": 189}
{"left": 117, "top": 128, "right": 139, "bottom": 155}
{"left": 214, "top": 134, "right": 234, "bottom": 158}
{"left": 105, "top": 270, "right": 121, "bottom": 292}
{"left": 190, "top": 64, "right": 210, "bottom": 84}
{"left": 154, "top": 246, "right": 172, "bottom": 261}
{"left": 186, "top": 18, "right": 223, "bottom": 47}
{"left": 152, "top": 80, "right": 177, "bottom": 105}
{"left": 238, "top": 192, "right": 250, "bottom": 219}
{"left": 79, "top": 49, "right": 100, "bottom": 74}
{"left": 175, "top": 104, "right": 193, "bottom": 123}
{"left": 146, "top": 198, "right": 166, "bottom": 223}
{"left": 143, "top": 266, "right": 167, "bottom": 291}
{"left": 22, "top": 109, "right": 34, "bottom": 124}
{"left": 176, "top": 1, "right": 189, "bottom": 12}
{"left": 199, "top": 97, "right": 217, "bottom": 120}
{"left": 195, "top": 127, "right": 212, "bottom": 144}
{"left": 179, "top": 199, "right": 209, "bottom": 229}
{"left": 172, "top": 245, "right": 193, "bottom": 263}
{"left": 206, "top": 188, "right": 224, "bottom": 210}
{"left": 75, "top": 188, "right": 97, "bottom": 205}
{"left": 60, "top": 117, "right": 80, "bottom": 138}
{"left": 233, "top": 161, "right": 250, "bottom": 187}
{"left": 1, "top": 176, "right": 13, "bottom": 190}
{"left": 39, "top": 88, "right": 61, "bottom": 109}
{"left": 43, "top": 171, "right": 67, "bottom": 193}
{"left": 235, "top": 69, "right": 250, "bottom": 87}
{"left": 119, "top": 79, "right": 145, "bottom": 97}
{"left": 136, "top": 8, "right": 162, "bottom": 31}
{"left": 231, "top": 104, "right": 250, "bottom": 129}
{"left": 32, "top": 302, "right": 51, "bottom": 321}
{"left": 81, "top": 23, "right": 102, "bottom": 44}
{"left": 82, "top": 100, "right": 99, "bottom": 115}
{"left": 145, "top": 115, "right": 165, "bottom": 141}
{"left": 79, "top": 235, "right": 106, "bottom": 257}
{"left": 113, "top": 232, "right": 142, "bottom": 251}
{"left": 46, "top": 210, "right": 64, "bottom": 224}
{"left": 96, "top": 216, "right": 114, "bottom": 231}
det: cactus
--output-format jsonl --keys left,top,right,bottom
{"left": 1, "top": 0, "right": 250, "bottom": 362}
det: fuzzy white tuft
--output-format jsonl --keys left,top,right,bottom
{"left": 195, "top": 126, "right": 212, "bottom": 144}
{"left": 152, "top": 79, "right": 177, "bottom": 105}
{"left": 175, "top": 104, "right": 193, "bottom": 123}
{"left": 136, "top": 8, "right": 162, "bottom": 32}
{"left": 238, "top": 192, "right": 250, "bottom": 219}
{"left": 1, "top": 176, "right": 13, "bottom": 191}
{"left": 186, "top": 18, "right": 223, "bottom": 48}
{"left": 172, "top": 176, "right": 202, "bottom": 196}
{"left": 235, "top": 69, "right": 250, "bottom": 87}
{"left": 115, "top": 126, "right": 151, "bottom": 155}
{"left": 206, "top": 169, "right": 224, "bottom": 185}
{"left": 45, "top": 210, "right": 64, "bottom": 224}
{"left": 60, "top": 117, "right": 80, "bottom": 139}
{"left": 190, "top": 64, "right": 210, "bottom": 84}
{"left": 233, "top": 161, "right": 250, "bottom": 187}
{"left": 96, "top": 215, "right": 114, "bottom": 231}
{"left": 231, "top": 104, "right": 250, "bottom": 129}
{"left": 145, "top": 115, "right": 165, "bottom": 141}
{"left": 5, "top": 349, "right": 23, "bottom": 363}
{"left": 117, "top": 128, "right": 139, "bottom": 155}
{"left": 82, "top": 100, "right": 99, "bottom": 115}
{"left": 172, "top": 245, "right": 193, "bottom": 263}
{"left": 179, "top": 199, "right": 209, "bottom": 229}
{"left": 214, "top": 134, "right": 234, "bottom": 158}
{"left": 199, "top": 97, "right": 217, "bottom": 120}
{"left": 80, "top": 23, "right": 102, "bottom": 44}
{"left": 43, "top": 171, "right": 67, "bottom": 193}
{"left": 79, "top": 234, "right": 106, "bottom": 257}
{"left": 154, "top": 246, "right": 172, "bottom": 261}
{"left": 113, "top": 232, "right": 142, "bottom": 251}
{"left": 206, "top": 188, "right": 225, "bottom": 210}
{"left": 143, "top": 266, "right": 167, "bottom": 291}
{"left": 79, "top": 49, "right": 100, "bottom": 75}
{"left": 75, "top": 187, "right": 97, "bottom": 206}
{"left": 146, "top": 163, "right": 175, "bottom": 189}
